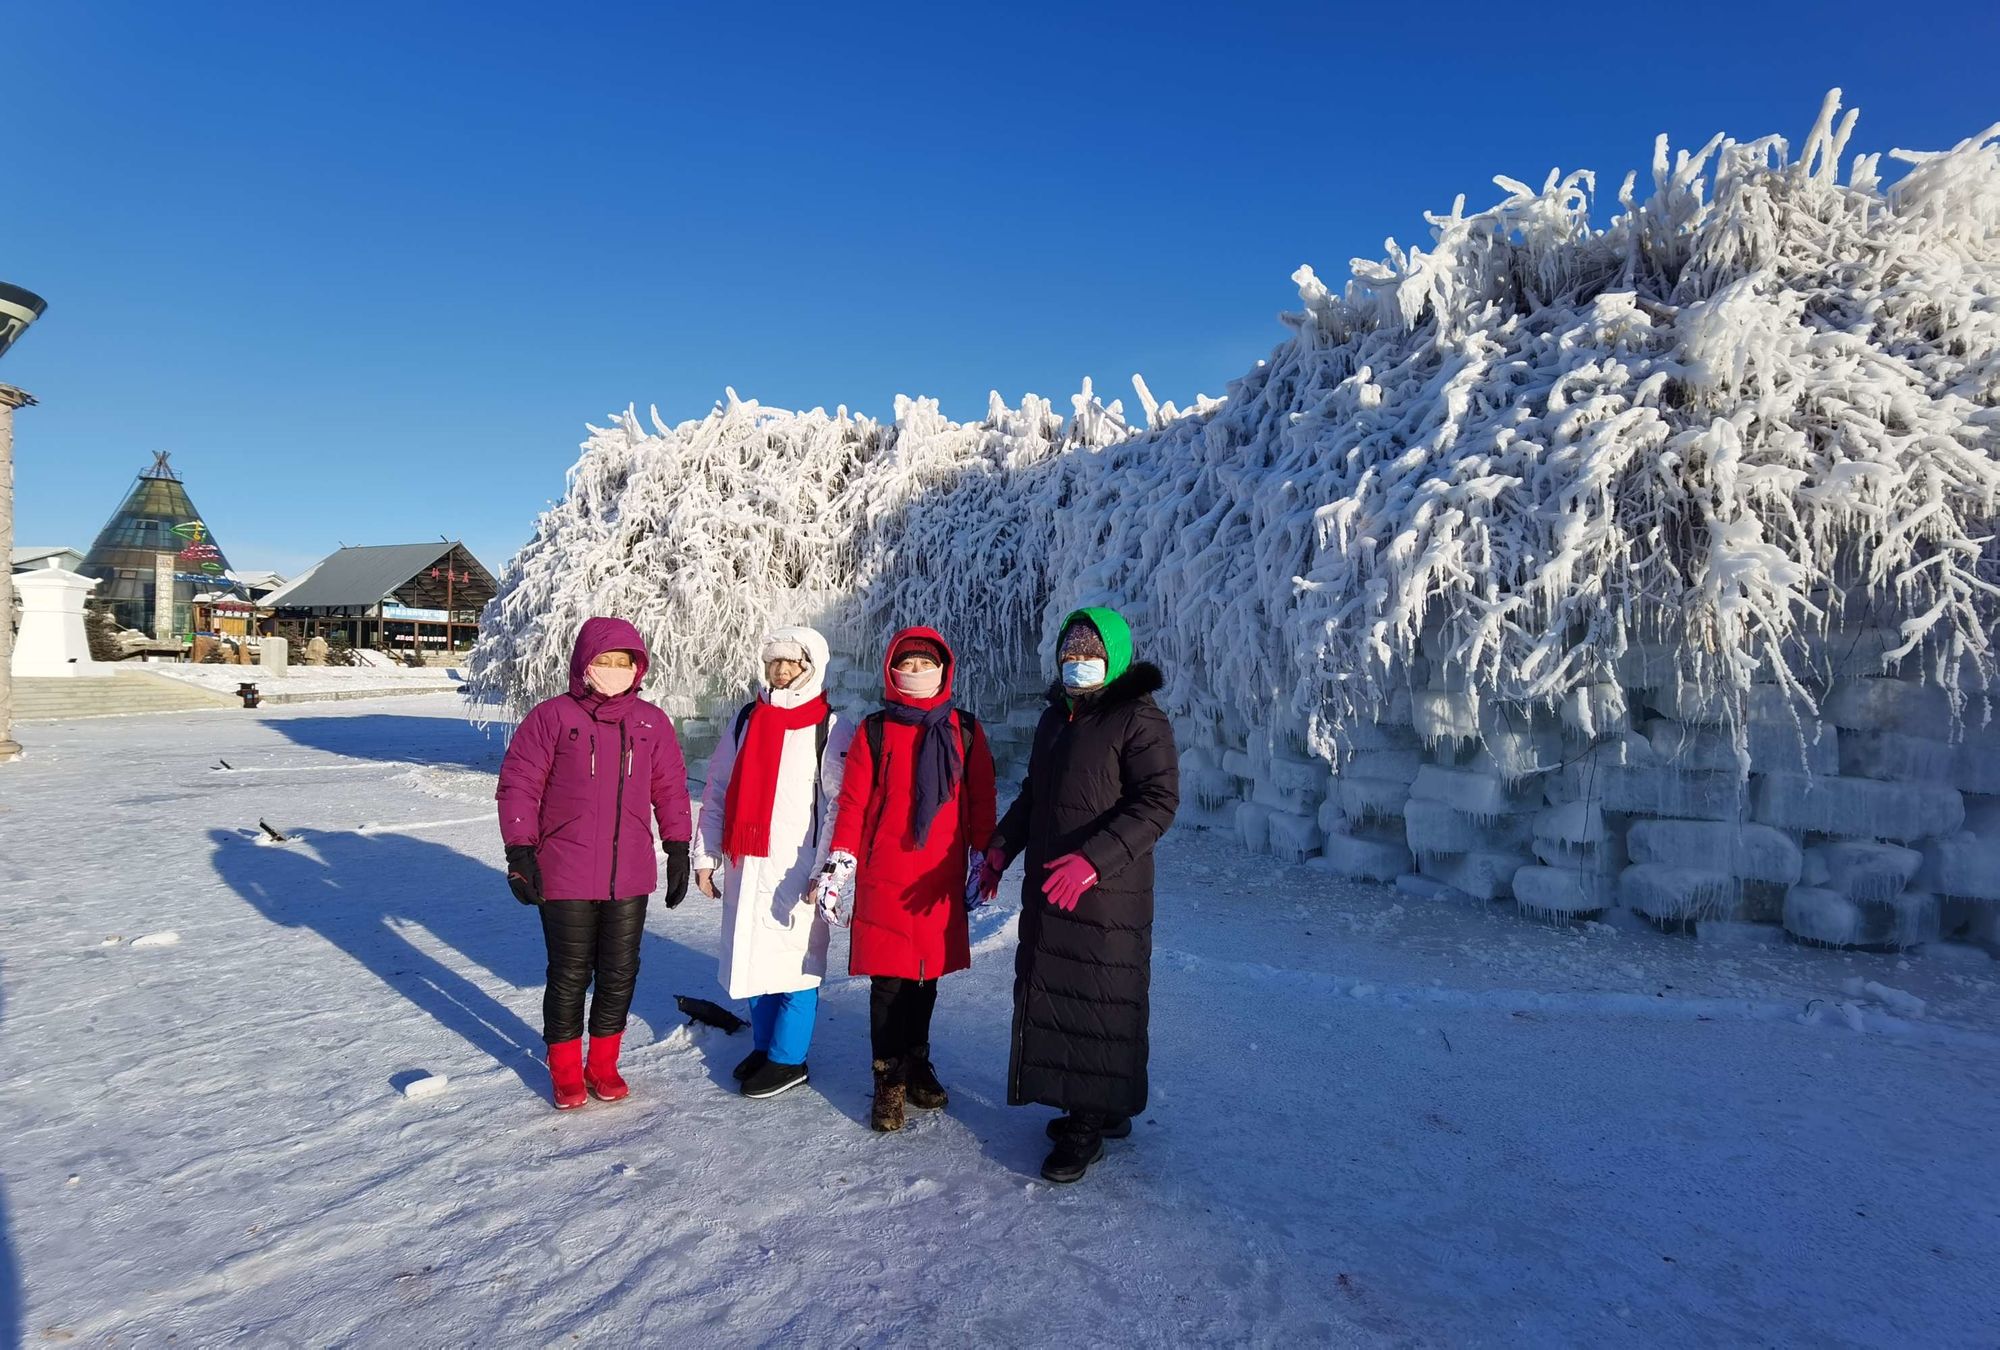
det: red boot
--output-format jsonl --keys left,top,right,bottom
{"left": 548, "top": 1038, "right": 587, "bottom": 1110}
{"left": 585, "top": 1032, "right": 629, "bottom": 1102}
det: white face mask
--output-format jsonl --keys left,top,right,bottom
{"left": 1061, "top": 659, "right": 1106, "bottom": 690}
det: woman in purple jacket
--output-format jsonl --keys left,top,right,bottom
{"left": 497, "top": 617, "right": 693, "bottom": 1109}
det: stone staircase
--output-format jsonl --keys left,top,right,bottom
{"left": 12, "top": 672, "right": 241, "bottom": 722}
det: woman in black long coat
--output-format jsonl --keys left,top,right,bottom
{"left": 982, "top": 606, "right": 1179, "bottom": 1184}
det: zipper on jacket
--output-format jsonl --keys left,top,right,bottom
{"left": 607, "top": 722, "right": 628, "bottom": 900}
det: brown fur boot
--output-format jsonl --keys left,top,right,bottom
{"left": 870, "top": 1057, "right": 907, "bottom": 1133}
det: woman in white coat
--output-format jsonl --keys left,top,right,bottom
{"left": 694, "top": 627, "right": 852, "bottom": 1099}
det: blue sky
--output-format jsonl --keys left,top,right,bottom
{"left": 7, "top": 0, "right": 1997, "bottom": 576}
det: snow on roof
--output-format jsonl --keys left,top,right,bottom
{"left": 12, "top": 545, "right": 85, "bottom": 568}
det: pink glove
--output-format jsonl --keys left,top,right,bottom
{"left": 976, "top": 845, "right": 1006, "bottom": 901}
{"left": 1042, "top": 853, "right": 1098, "bottom": 911}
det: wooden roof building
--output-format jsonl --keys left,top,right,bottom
{"left": 263, "top": 541, "right": 497, "bottom": 655}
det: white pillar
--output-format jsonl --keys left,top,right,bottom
{"left": 11, "top": 568, "right": 108, "bottom": 678}
{"left": 0, "top": 385, "right": 32, "bottom": 762}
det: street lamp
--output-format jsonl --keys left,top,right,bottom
{"left": 1, "top": 280, "right": 49, "bottom": 765}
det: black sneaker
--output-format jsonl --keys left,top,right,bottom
{"left": 741, "top": 1060, "right": 808, "bottom": 1099}
{"left": 1040, "top": 1129, "right": 1105, "bottom": 1184}
{"left": 732, "top": 1049, "right": 769, "bottom": 1083}
{"left": 1046, "top": 1114, "right": 1131, "bottom": 1140}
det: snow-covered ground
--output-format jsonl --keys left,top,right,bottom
{"left": 149, "top": 663, "right": 467, "bottom": 698}
{"left": 2, "top": 696, "right": 1996, "bottom": 1347}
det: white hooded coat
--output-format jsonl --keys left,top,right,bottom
{"left": 695, "top": 626, "right": 853, "bottom": 1000}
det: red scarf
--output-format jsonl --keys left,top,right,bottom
{"left": 722, "top": 692, "right": 830, "bottom": 862}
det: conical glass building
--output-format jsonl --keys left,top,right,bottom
{"left": 80, "top": 453, "right": 244, "bottom": 637}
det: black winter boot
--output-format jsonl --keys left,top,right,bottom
{"left": 1040, "top": 1119, "right": 1106, "bottom": 1184}
{"left": 1047, "top": 1113, "right": 1131, "bottom": 1140}
{"left": 904, "top": 1044, "right": 948, "bottom": 1110}
{"left": 732, "top": 1049, "right": 769, "bottom": 1083}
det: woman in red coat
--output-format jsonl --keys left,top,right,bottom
{"left": 816, "top": 628, "right": 996, "bottom": 1131}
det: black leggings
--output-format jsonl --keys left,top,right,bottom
{"left": 870, "top": 976, "right": 938, "bottom": 1062}
{"left": 539, "top": 897, "right": 648, "bottom": 1043}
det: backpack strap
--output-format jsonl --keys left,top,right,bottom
{"left": 954, "top": 710, "right": 978, "bottom": 835}
{"left": 732, "top": 700, "right": 755, "bottom": 746}
{"left": 810, "top": 707, "right": 834, "bottom": 850}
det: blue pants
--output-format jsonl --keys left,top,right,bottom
{"left": 750, "top": 988, "right": 819, "bottom": 1065}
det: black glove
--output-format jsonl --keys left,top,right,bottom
{"left": 505, "top": 844, "right": 543, "bottom": 906}
{"left": 662, "top": 839, "right": 691, "bottom": 909}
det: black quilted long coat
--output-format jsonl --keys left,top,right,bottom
{"left": 993, "top": 662, "right": 1179, "bottom": 1118}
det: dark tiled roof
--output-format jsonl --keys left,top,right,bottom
{"left": 264, "top": 543, "right": 461, "bottom": 610}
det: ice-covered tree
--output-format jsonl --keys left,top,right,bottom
{"left": 1050, "top": 90, "right": 2000, "bottom": 758}
{"left": 473, "top": 93, "right": 1999, "bottom": 764}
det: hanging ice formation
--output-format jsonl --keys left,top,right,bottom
{"left": 473, "top": 94, "right": 2000, "bottom": 950}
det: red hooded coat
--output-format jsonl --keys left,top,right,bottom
{"left": 496, "top": 617, "right": 692, "bottom": 900}
{"left": 829, "top": 627, "right": 996, "bottom": 980}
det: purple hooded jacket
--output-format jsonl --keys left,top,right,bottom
{"left": 496, "top": 617, "right": 693, "bottom": 901}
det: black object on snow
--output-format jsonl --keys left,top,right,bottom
{"left": 675, "top": 995, "right": 747, "bottom": 1034}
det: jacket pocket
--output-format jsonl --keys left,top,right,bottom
{"left": 759, "top": 893, "right": 802, "bottom": 933}
{"left": 540, "top": 811, "right": 584, "bottom": 845}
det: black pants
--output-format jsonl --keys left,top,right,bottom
{"left": 870, "top": 976, "right": 938, "bottom": 1063}
{"left": 540, "top": 897, "right": 648, "bottom": 1043}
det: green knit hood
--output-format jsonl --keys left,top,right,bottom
{"left": 1060, "top": 606, "right": 1134, "bottom": 685}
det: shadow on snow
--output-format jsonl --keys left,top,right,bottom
{"left": 206, "top": 825, "right": 711, "bottom": 1101}
{"left": 263, "top": 711, "right": 505, "bottom": 774}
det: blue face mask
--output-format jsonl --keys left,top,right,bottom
{"left": 1061, "top": 658, "right": 1107, "bottom": 690}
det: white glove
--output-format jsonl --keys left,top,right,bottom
{"left": 814, "top": 850, "right": 858, "bottom": 928}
